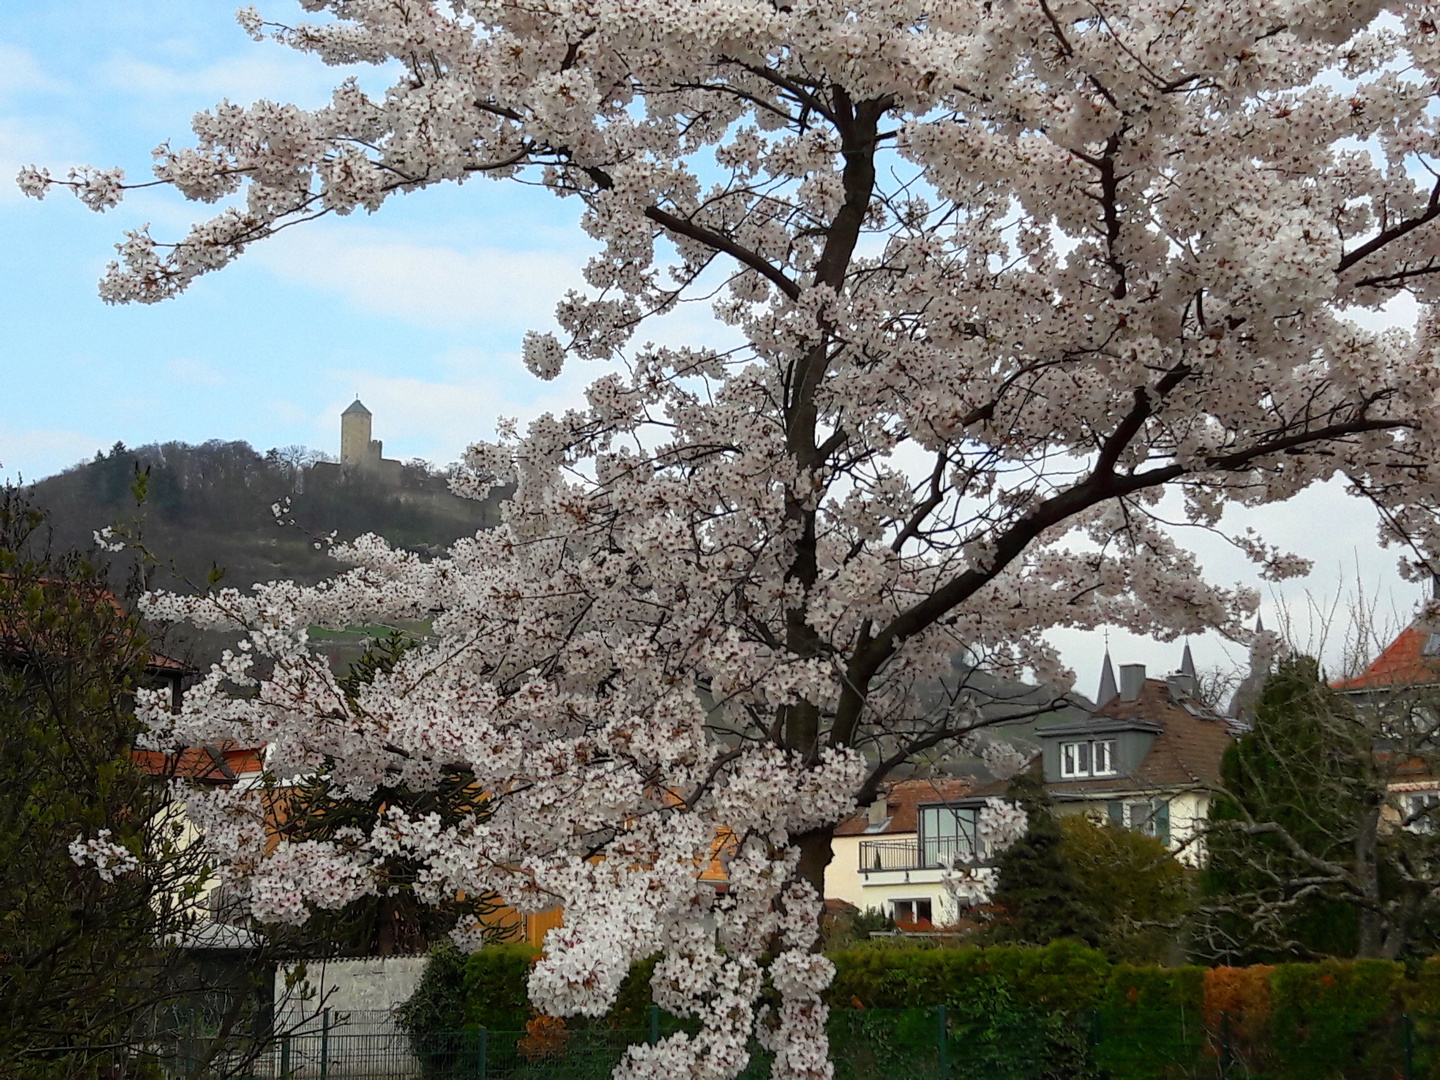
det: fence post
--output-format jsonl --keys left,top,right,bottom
{"left": 320, "top": 1008, "right": 329, "bottom": 1080}
{"left": 649, "top": 1005, "right": 660, "bottom": 1046}
{"left": 1219, "top": 1011, "right": 1231, "bottom": 1080}
{"left": 936, "top": 1003, "right": 947, "bottom": 1080}
{"left": 1404, "top": 1013, "right": 1414, "bottom": 1080}
{"left": 478, "top": 1027, "right": 488, "bottom": 1080}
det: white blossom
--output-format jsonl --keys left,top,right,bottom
{"left": 69, "top": 830, "right": 139, "bottom": 883}
{"left": 32, "top": 1, "right": 1440, "bottom": 1074}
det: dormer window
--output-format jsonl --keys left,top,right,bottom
{"left": 1060, "top": 738, "right": 1117, "bottom": 778}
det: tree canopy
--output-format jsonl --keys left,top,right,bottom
{"left": 1196, "top": 656, "right": 1440, "bottom": 962}
{"left": 26, "top": 0, "right": 1440, "bottom": 1074}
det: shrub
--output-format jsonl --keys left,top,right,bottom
{"left": 1202, "top": 965, "right": 1272, "bottom": 1074}
{"left": 460, "top": 943, "right": 541, "bottom": 1033}
{"left": 1268, "top": 959, "right": 1404, "bottom": 1079}
{"left": 1093, "top": 965, "right": 1206, "bottom": 1080}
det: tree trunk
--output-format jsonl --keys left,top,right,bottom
{"left": 794, "top": 824, "right": 836, "bottom": 936}
{"left": 1354, "top": 804, "right": 1383, "bottom": 959}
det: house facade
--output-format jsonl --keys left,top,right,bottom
{"left": 824, "top": 647, "right": 1239, "bottom": 925}
{"left": 1033, "top": 654, "right": 1237, "bottom": 864}
{"left": 826, "top": 779, "right": 976, "bottom": 928}
{"left": 1332, "top": 611, "right": 1440, "bottom": 835}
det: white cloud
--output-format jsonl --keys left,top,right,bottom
{"left": 165, "top": 356, "right": 227, "bottom": 387}
{"left": 312, "top": 359, "right": 593, "bottom": 467}
{"left": 253, "top": 227, "right": 588, "bottom": 330}
{"left": 0, "top": 426, "right": 107, "bottom": 485}
{"left": 0, "top": 117, "right": 64, "bottom": 204}
{"left": 99, "top": 47, "right": 394, "bottom": 110}
{"left": 0, "top": 44, "right": 67, "bottom": 100}
{"left": 1047, "top": 476, "right": 1423, "bottom": 701}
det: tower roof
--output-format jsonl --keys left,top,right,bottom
{"left": 343, "top": 398, "right": 371, "bottom": 417}
{"left": 1180, "top": 642, "right": 1196, "bottom": 679}
{"left": 1096, "top": 650, "right": 1118, "bottom": 706}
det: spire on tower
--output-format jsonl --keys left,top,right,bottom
{"left": 1097, "top": 649, "right": 1118, "bottom": 706}
{"left": 1180, "top": 641, "right": 1196, "bottom": 679}
{"left": 1255, "top": 612, "right": 1265, "bottom": 634}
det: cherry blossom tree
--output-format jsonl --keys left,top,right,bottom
{"left": 23, "top": 0, "right": 1440, "bottom": 1074}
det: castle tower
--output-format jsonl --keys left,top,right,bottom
{"left": 340, "top": 398, "right": 381, "bottom": 469}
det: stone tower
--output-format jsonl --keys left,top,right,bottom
{"left": 340, "top": 398, "right": 382, "bottom": 470}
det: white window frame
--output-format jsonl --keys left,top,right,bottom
{"left": 891, "top": 897, "right": 934, "bottom": 926}
{"left": 1061, "top": 739, "right": 1116, "bottom": 778}
{"left": 1093, "top": 739, "right": 1116, "bottom": 776}
{"left": 1060, "top": 741, "right": 1083, "bottom": 778}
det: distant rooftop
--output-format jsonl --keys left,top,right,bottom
{"left": 342, "top": 398, "right": 372, "bottom": 417}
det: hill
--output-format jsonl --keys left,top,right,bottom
{"left": 26, "top": 439, "right": 506, "bottom": 666}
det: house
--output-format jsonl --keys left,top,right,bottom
{"left": 1027, "top": 649, "right": 1238, "bottom": 863}
{"left": 1331, "top": 604, "right": 1440, "bottom": 834}
{"left": 826, "top": 778, "right": 976, "bottom": 928}
{"left": 824, "top": 646, "right": 1239, "bottom": 926}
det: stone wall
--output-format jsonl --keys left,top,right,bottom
{"left": 275, "top": 955, "right": 428, "bottom": 1035}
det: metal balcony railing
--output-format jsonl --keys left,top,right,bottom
{"left": 857, "top": 837, "right": 988, "bottom": 872}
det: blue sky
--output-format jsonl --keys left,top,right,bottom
{"left": 0, "top": 0, "right": 1430, "bottom": 687}
{"left": 0, "top": 0, "right": 608, "bottom": 483}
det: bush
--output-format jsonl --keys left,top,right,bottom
{"left": 826, "top": 939, "right": 1109, "bottom": 1012}
{"left": 1268, "top": 959, "right": 1404, "bottom": 1080}
{"left": 1059, "top": 815, "right": 1191, "bottom": 964}
{"left": 460, "top": 943, "right": 542, "bottom": 1033}
{"left": 1092, "top": 965, "right": 1206, "bottom": 1080}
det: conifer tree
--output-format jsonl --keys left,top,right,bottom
{"left": 990, "top": 772, "right": 1103, "bottom": 948}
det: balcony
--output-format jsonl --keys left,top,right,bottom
{"left": 857, "top": 837, "right": 989, "bottom": 873}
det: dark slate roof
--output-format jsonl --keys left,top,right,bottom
{"left": 1042, "top": 677, "right": 1234, "bottom": 796}
{"left": 342, "top": 398, "right": 372, "bottom": 417}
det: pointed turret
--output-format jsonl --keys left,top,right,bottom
{"left": 1096, "top": 650, "right": 1118, "bottom": 706}
{"left": 1180, "top": 642, "right": 1196, "bottom": 679}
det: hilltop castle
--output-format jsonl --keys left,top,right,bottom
{"left": 337, "top": 398, "right": 402, "bottom": 482}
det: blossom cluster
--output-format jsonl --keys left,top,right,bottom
{"left": 30, "top": 0, "right": 1440, "bottom": 1075}
{"left": 69, "top": 829, "right": 140, "bottom": 884}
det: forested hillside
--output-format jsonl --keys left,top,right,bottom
{"left": 26, "top": 440, "right": 506, "bottom": 665}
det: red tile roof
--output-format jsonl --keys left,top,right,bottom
{"left": 834, "top": 778, "right": 974, "bottom": 837}
{"left": 1332, "top": 624, "right": 1440, "bottom": 691}
{"left": 132, "top": 743, "right": 265, "bottom": 784}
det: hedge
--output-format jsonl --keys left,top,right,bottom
{"left": 402, "top": 941, "right": 1440, "bottom": 1079}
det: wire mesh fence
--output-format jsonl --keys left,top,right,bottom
{"left": 151, "top": 1006, "right": 1440, "bottom": 1079}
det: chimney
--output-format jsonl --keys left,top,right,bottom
{"left": 867, "top": 798, "right": 888, "bottom": 828}
{"left": 1119, "top": 663, "right": 1146, "bottom": 701}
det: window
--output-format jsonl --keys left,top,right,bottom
{"left": 1107, "top": 799, "right": 1171, "bottom": 846}
{"left": 1093, "top": 740, "right": 1116, "bottom": 776}
{"left": 892, "top": 898, "right": 933, "bottom": 927}
{"left": 918, "top": 805, "right": 984, "bottom": 866}
{"left": 1060, "top": 739, "right": 1117, "bottom": 778}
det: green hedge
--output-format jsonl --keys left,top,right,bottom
{"left": 1091, "top": 965, "right": 1205, "bottom": 1080}
{"left": 403, "top": 941, "right": 1440, "bottom": 1080}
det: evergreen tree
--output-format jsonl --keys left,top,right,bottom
{"left": 1193, "top": 655, "right": 1438, "bottom": 962}
{"left": 990, "top": 771, "right": 1103, "bottom": 947}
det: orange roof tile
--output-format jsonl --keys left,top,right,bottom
{"left": 132, "top": 743, "right": 265, "bottom": 784}
{"left": 1333, "top": 624, "right": 1440, "bottom": 691}
{"left": 834, "top": 777, "right": 974, "bottom": 837}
